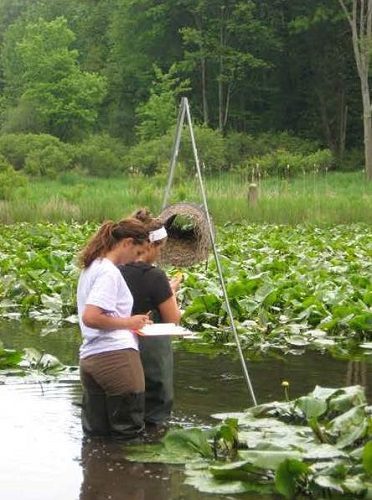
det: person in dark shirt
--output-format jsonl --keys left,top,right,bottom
{"left": 118, "top": 209, "right": 181, "bottom": 426}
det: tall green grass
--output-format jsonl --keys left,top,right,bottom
{"left": 0, "top": 171, "right": 371, "bottom": 224}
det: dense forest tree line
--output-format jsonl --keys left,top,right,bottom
{"left": 0, "top": 0, "right": 370, "bottom": 179}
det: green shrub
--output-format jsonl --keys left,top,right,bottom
{"left": 0, "top": 133, "right": 72, "bottom": 176}
{"left": 74, "top": 134, "right": 127, "bottom": 177}
{"left": 0, "top": 154, "right": 27, "bottom": 199}
{"left": 126, "top": 134, "right": 174, "bottom": 176}
{"left": 243, "top": 148, "right": 334, "bottom": 177}
{"left": 0, "top": 133, "right": 34, "bottom": 170}
{"left": 24, "top": 144, "right": 72, "bottom": 178}
{"left": 180, "top": 125, "right": 225, "bottom": 173}
{"left": 127, "top": 125, "right": 225, "bottom": 176}
{"left": 224, "top": 132, "right": 256, "bottom": 168}
{"left": 253, "top": 131, "right": 320, "bottom": 156}
{"left": 225, "top": 131, "right": 321, "bottom": 169}
{"left": 305, "top": 149, "right": 335, "bottom": 172}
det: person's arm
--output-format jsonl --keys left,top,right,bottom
{"left": 82, "top": 305, "right": 151, "bottom": 331}
{"left": 157, "top": 295, "right": 181, "bottom": 324}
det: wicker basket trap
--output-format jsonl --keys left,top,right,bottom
{"left": 158, "top": 202, "right": 212, "bottom": 267}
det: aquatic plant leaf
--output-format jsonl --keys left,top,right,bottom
{"left": 208, "top": 459, "right": 269, "bottom": 481}
{"left": 312, "top": 337, "right": 335, "bottom": 347}
{"left": 342, "top": 475, "right": 368, "bottom": 495}
{"left": 124, "top": 443, "right": 187, "bottom": 464}
{"left": 275, "top": 458, "right": 308, "bottom": 499}
{"left": 163, "top": 428, "right": 214, "bottom": 459}
{"left": 41, "top": 293, "right": 63, "bottom": 311}
{"left": 238, "top": 450, "right": 303, "bottom": 470}
{"left": 227, "top": 281, "right": 249, "bottom": 299}
{"left": 1, "top": 223, "right": 371, "bottom": 353}
{"left": 328, "top": 386, "right": 366, "bottom": 413}
{"left": 249, "top": 401, "right": 302, "bottom": 420}
{"left": 360, "top": 342, "right": 372, "bottom": 350}
{"left": 303, "top": 444, "right": 347, "bottom": 460}
{"left": 329, "top": 406, "right": 367, "bottom": 447}
{"left": 0, "top": 347, "right": 22, "bottom": 369}
{"left": 22, "top": 348, "right": 65, "bottom": 373}
{"left": 363, "top": 441, "right": 372, "bottom": 474}
{"left": 183, "top": 294, "right": 221, "bottom": 317}
{"left": 125, "top": 429, "right": 214, "bottom": 465}
{"left": 213, "top": 418, "right": 239, "bottom": 452}
{"left": 296, "top": 396, "right": 327, "bottom": 419}
{"left": 285, "top": 336, "right": 309, "bottom": 347}
{"left": 185, "top": 467, "right": 273, "bottom": 495}
{"left": 313, "top": 474, "right": 344, "bottom": 493}
{"left": 311, "top": 386, "right": 340, "bottom": 401}
{"left": 349, "top": 446, "right": 364, "bottom": 460}
{"left": 349, "top": 313, "right": 372, "bottom": 332}
{"left": 336, "top": 419, "right": 368, "bottom": 449}
{"left": 310, "top": 459, "right": 349, "bottom": 476}
{"left": 125, "top": 384, "right": 372, "bottom": 497}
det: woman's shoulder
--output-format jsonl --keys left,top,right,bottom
{"left": 147, "top": 264, "right": 167, "bottom": 279}
{"left": 83, "top": 257, "right": 115, "bottom": 275}
{"left": 119, "top": 261, "right": 153, "bottom": 274}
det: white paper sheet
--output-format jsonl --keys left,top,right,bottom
{"left": 138, "top": 323, "right": 193, "bottom": 336}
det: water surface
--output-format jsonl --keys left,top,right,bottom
{"left": 0, "top": 320, "right": 371, "bottom": 499}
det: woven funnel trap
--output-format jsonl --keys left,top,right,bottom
{"left": 158, "top": 202, "right": 212, "bottom": 267}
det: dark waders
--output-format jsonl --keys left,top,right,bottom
{"left": 139, "top": 336, "right": 173, "bottom": 425}
{"left": 80, "top": 349, "right": 145, "bottom": 439}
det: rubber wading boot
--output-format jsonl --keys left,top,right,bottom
{"left": 81, "top": 391, "right": 110, "bottom": 437}
{"left": 106, "top": 392, "right": 145, "bottom": 440}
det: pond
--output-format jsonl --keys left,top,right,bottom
{"left": 0, "top": 319, "right": 371, "bottom": 500}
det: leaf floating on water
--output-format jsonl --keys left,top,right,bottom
{"left": 124, "top": 385, "right": 372, "bottom": 498}
{"left": 362, "top": 441, "right": 372, "bottom": 474}
{"left": 285, "top": 336, "right": 309, "bottom": 347}
{"left": 275, "top": 458, "right": 309, "bottom": 499}
{"left": 296, "top": 396, "right": 327, "bottom": 419}
{"left": 360, "top": 342, "right": 372, "bottom": 350}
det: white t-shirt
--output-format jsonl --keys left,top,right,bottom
{"left": 77, "top": 258, "right": 138, "bottom": 359}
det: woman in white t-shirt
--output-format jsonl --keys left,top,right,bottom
{"left": 77, "top": 217, "right": 152, "bottom": 439}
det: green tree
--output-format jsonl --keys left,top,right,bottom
{"left": 287, "top": 1, "right": 360, "bottom": 157}
{"left": 178, "top": 0, "right": 279, "bottom": 131}
{"left": 136, "top": 64, "right": 190, "bottom": 140}
{"left": 105, "top": 0, "right": 184, "bottom": 141}
{"left": 337, "top": 0, "right": 372, "bottom": 180}
{"left": 1, "top": 16, "right": 107, "bottom": 140}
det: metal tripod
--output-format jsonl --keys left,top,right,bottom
{"left": 162, "top": 97, "right": 257, "bottom": 406}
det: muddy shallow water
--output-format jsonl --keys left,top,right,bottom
{"left": 0, "top": 320, "right": 371, "bottom": 500}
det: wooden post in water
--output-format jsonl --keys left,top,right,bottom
{"left": 247, "top": 183, "right": 258, "bottom": 206}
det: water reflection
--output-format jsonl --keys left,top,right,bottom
{"left": 346, "top": 360, "right": 368, "bottom": 389}
{"left": 0, "top": 382, "right": 82, "bottom": 500}
{"left": 80, "top": 440, "right": 173, "bottom": 500}
{"left": 0, "top": 320, "right": 371, "bottom": 500}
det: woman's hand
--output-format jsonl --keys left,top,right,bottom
{"left": 169, "top": 275, "right": 182, "bottom": 293}
{"left": 125, "top": 314, "right": 153, "bottom": 331}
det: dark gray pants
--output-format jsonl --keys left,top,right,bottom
{"left": 139, "top": 336, "right": 173, "bottom": 425}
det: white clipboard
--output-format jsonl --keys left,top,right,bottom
{"left": 138, "top": 323, "right": 193, "bottom": 337}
